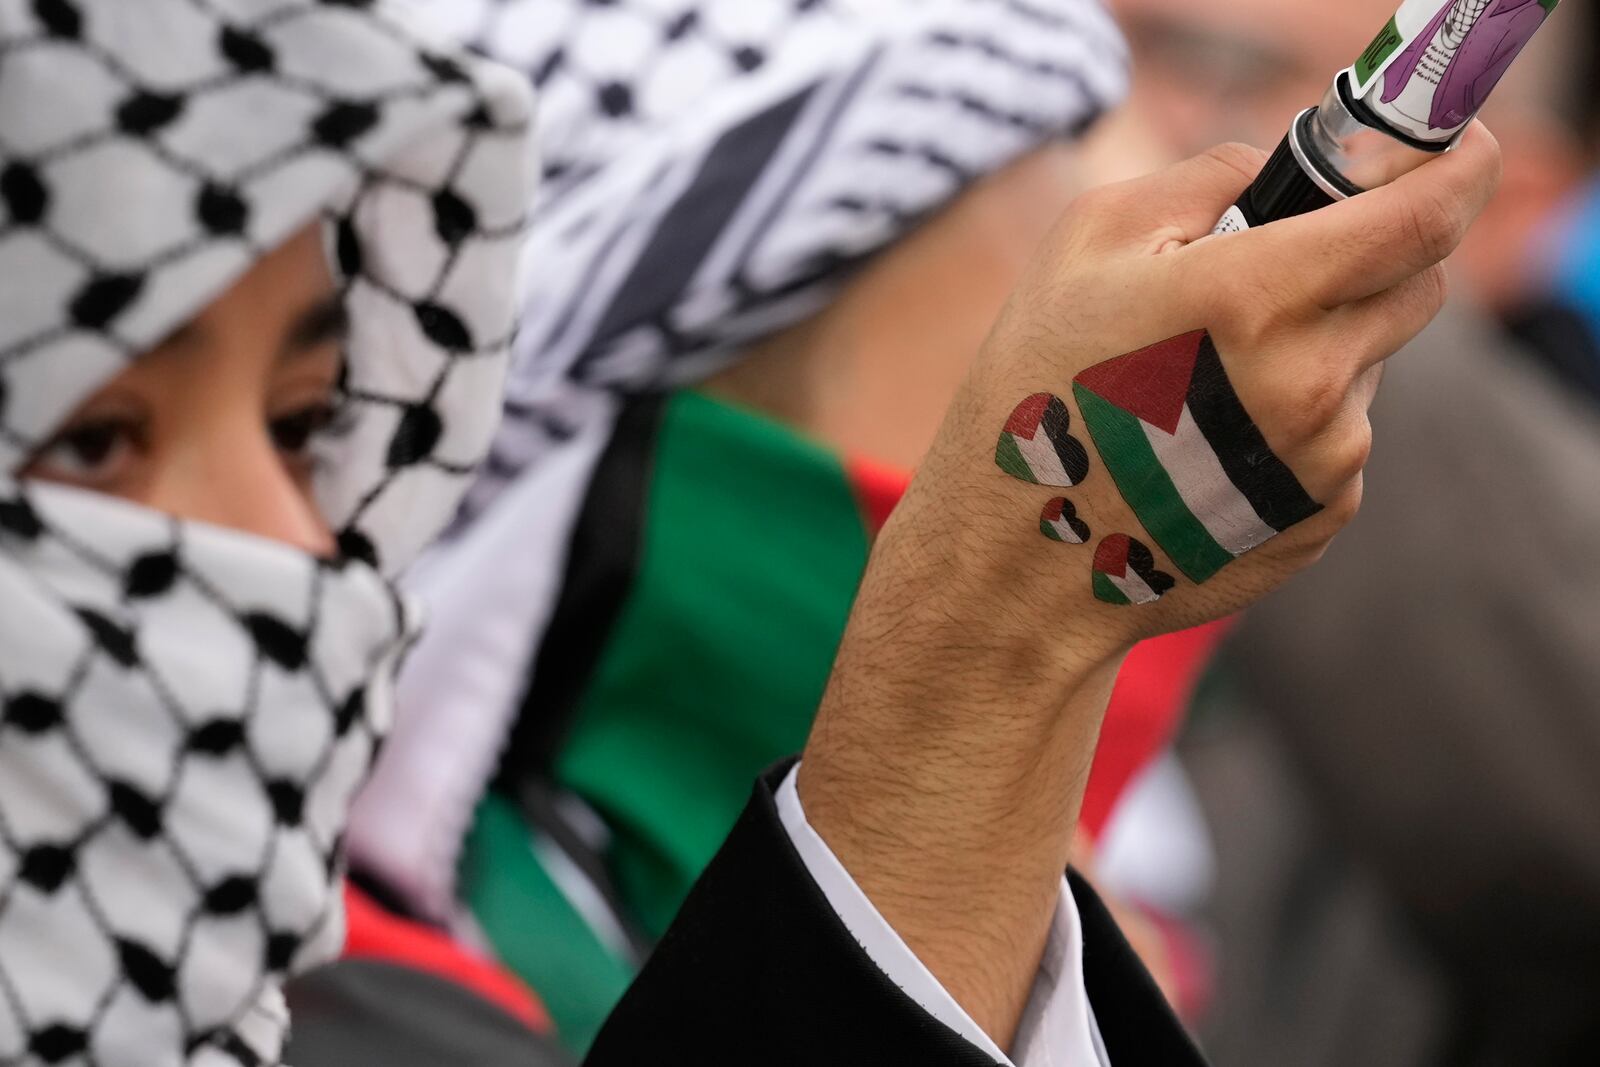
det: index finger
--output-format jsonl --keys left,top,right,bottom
{"left": 1084, "top": 142, "right": 1271, "bottom": 250}
{"left": 1198, "top": 122, "right": 1502, "bottom": 311}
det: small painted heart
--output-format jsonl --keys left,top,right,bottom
{"left": 1092, "top": 534, "right": 1176, "bottom": 606}
{"left": 1040, "top": 498, "right": 1090, "bottom": 544}
{"left": 996, "top": 393, "right": 1090, "bottom": 487}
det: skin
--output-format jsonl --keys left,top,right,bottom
{"left": 20, "top": 226, "right": 346, "bottom": 555}
{"left": 798, "top": 128, "right": 1501, "bottom": 1044}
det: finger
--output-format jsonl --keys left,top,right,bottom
{"left": 1194, "top": 123, "right": 1501, "bottom": 310}
{"left": 1086, "top": 142, "right": 1271, "bottom": 248}
{"left": 1324, "top": 263, "right": 1450, "bottom": 373}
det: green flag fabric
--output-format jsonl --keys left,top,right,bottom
{"left": 460, "top": 390, "right": 876, "bottom": 1054}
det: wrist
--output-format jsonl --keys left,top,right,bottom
{"left": 877, "top": 394, "right": 1141, "bottom": 674}
{"left": 799, "top": 391, "right": 1138, "bottom": 806}
{"left": 793, "top": 380, "right": 1140, "bottom": 1042}
{"left": 798, "top": 638, "right": 1124, "bottom": 1045}
{"left": 798, "top": 470, "right": 1132, "bottom": 1041}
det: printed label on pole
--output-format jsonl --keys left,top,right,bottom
{"left": 1346, "top": 0, "right": 1559, "bottom": 143}
{"left": 1212, "top": 205, "right": 1250, "bottom": 235}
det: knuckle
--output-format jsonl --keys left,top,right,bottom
{"left": 1282, "top": 370, "right": 1347, "bottom": 445}
{"left": 1406, "top": 263, "right": 1450, "bottom": 323}
{"left": 1328, "top": 421, "right": 1374, "bottom": 483}
{"left": 1404, "top": 183, "right": 1469, "bottom": 264}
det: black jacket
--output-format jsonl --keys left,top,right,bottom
{"left": 289, "top": 765, "right": 1206, "bottom": 1066}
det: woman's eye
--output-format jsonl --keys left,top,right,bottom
{"left": 29, "top": 420, "right": 138, "bottom": 482}
{"left": 270, "top": 404, "right": 339, "bottom": 456}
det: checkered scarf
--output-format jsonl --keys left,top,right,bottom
{"left": 0, "top": 1, "right": 531, "bottom": 1062}
{"left": 409, "top": 0, "right": 1130, "bottom": 524}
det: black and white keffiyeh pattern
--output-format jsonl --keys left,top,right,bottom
{"left": 0, "top": 486, "right": 405, "bottom": 1067}
{"left": 0, "top": 1, "right": 532, "bottom": 1063}
{"left": 410, "top": 0, "right": 1130, "bottom": 522}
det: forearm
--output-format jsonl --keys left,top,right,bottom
{"left": 799, "top": 131, "right": 1498, "bottom": 1055}
{"left": 798, "top": 669, "right": 1121, "bottom": 1048}
{"left": 799, "top": 390, "right": 1132, "bottom": 1047}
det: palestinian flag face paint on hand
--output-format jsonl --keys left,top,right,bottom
{"left": 1092, "top": 534, "right": 1175, "bottom": 606}
{"left": 1040, "top": 497, "right": 1091, "bottom": 544}
{"left": 996, "top": 393, "right": 1090, "bottom": 487}
{"left": 1072, "top": 331, "right": 1322, "bottom": 584}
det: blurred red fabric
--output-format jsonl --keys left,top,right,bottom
{"left": 342, "top": 884, "right": 551, "bottom": 1034}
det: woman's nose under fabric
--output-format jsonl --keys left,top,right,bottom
{"left": 0, "top": 483, "right": 411, "bottom": 1066}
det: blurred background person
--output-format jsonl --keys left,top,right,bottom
{"left": 348, "top": 0, "right": 1224, "bottom": 1053}
{"left": 1070, "top": 0, "right": 1600, "bottom": 1064}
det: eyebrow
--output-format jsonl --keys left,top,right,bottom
{"left": 153, "top": 294, "right": 349, "bottom": 360}
{"left": 280, "top": 295, "right": 350, "bottom": 360}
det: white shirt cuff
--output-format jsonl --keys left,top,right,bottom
{"left": 775, "top": 765, "right": 1110, "bottom": 1066}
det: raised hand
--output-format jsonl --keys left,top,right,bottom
{"left": 799, "top": 126, "right": 1501, "bottom": 1049}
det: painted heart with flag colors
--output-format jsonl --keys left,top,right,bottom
{"left": 996, "top": 393, "right": 1090, "bottom": 487}
{"left": 1092, "top": 534, "right": 1175, "bottom": 606}
{"left": 1072, "top": 331, "right": 1322, "bottom": 584}
{"left": 1040, "top": 498, "right": 1091, "bottom": 544}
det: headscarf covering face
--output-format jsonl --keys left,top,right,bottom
{"left": 0, "top": 2, "right": 531, "bottom": 1063}
{"left": 352, "top": 0, "right": 1128, "bottom": 923}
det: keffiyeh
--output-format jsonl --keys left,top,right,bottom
{"left": 414, "top": 0, "right": 1131, "bottom": 522}
{"left": 0, "top": 1, "right": 531, "bottom": 1062}
{"left": 352, "top": 0, "right": 1129, "bottom": 931}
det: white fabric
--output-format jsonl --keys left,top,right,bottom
{"left": 0, "top": 2, "right": 535, "bottom": 1062}
{"left": 776, "top": 766, "right": 1110, "bottom": 1067}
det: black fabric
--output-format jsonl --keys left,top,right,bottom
{"left": 587, "top": 762, "right": 1211, "bottom": 1066}
{"left": 499, "top": 392, "right": 667, "bottom": 783}
{"left": 586, "top": 761, "right": 1000, "bottom": 1066}
{"left": 286, "top": 960, "right": 568, "bottom": 1067}
{"left": 490, "top": 392, "right": 667, "bottom": 966}
{"left": 1072, "top": 871, "right": 1210, "bottom": 1067}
